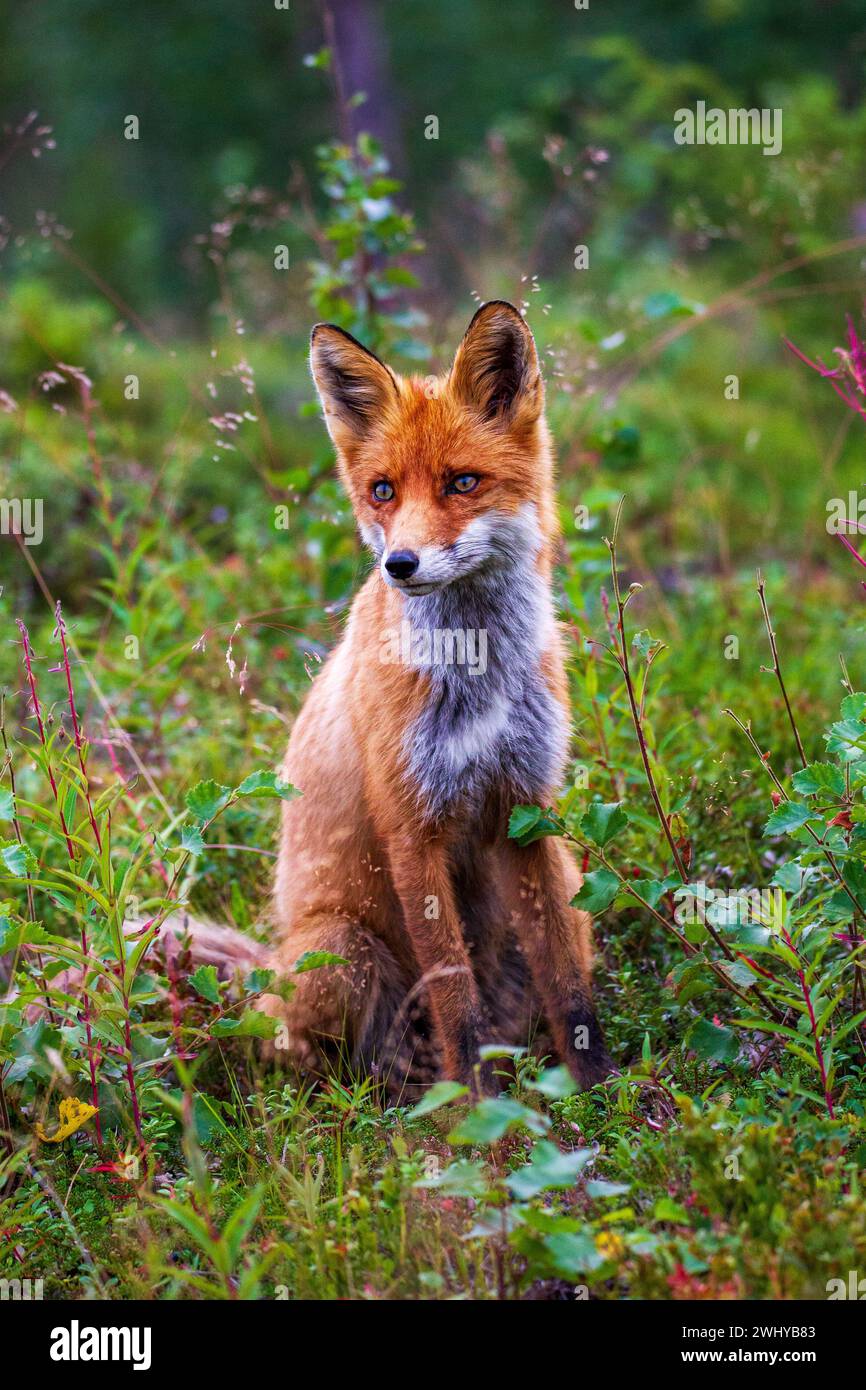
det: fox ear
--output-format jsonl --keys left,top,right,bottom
{"left": 450, "top": 300, "right": 543, "bottom": 426}
{"left": 309, "top": 325, "right": 398, "bottom": 448}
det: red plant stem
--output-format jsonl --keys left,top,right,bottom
{"left": 165, "top": 947, "right": 185, "bottom": 1055}
{"left": 121, "top": 982, "right": 144, "bottom": 1150}
{"left": 18, "top": 619, "right": 103, "bottom": 1143}
{"left": 54, "top": 602, "right": 101, "bottom": 850}
{"left": 784, "top": 334, "right": 866, "bottom": 420}
{"left": 103, "top": 732, "right": 188, "bottom": 1092}
{"left": 783, "top": 929, "right": 834, "bottom": 1119}
{"left": 0, "top": 1067, "right": 13, "bottom": 1163}
{"left": 17, "top": 620, "right": 74, "bottom": 859}
{"left": 1, "top": 693, "right": 55, "bottom": 1021}
{"left": 81, "top": 922, "right": 103, "bottom": 1146}
{"left": 836, "top": 530, "right": 866, "bottom": 572}
{"left": 54, "top": 604, "right": 109, "bottom": 1141}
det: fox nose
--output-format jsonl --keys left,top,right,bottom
{"left": 384, "top": 550, "right": 420, "bottom": 580}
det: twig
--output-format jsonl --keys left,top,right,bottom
{"left": 560, "top": 828, "right": 785, "bottom": 1024}
{"left": 725, "top": 706, "right": 866, "bottom": 1020}
{"left": 604, "top": 499, "right": 689, "bottom": 882}
{"left": 756, "top": 572, "right": 807, "bottom": 767}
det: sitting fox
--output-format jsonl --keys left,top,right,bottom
{"left": 246, "top": 299, "right": 610, "bottom": 1093}
{"left": 177, "top": 302, "right": 610, "bottom": 1094}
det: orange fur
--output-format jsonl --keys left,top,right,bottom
{"left": 258, "top": 302, "right": 610, "bottom": 1094}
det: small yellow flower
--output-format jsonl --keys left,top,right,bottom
{"left": 595, "top": 1231, "right": 626, "bottom": 1261}
{"left": 34, "top": 1096, "right": 98, "bottom": 1143}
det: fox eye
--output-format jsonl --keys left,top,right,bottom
{"left": 372, "top": 480, "right": 394, "bottom": 502}
{"left": 447, "top": 474, "right": 479, "bottom": 495}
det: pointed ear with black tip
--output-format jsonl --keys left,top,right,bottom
{"left": 309, "top": 324, "right": 398, "bottom": 451}
{"left": 450, "top": 300, "right": 543, "bottom": 427}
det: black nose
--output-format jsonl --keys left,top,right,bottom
{"left": 385, "top": 550, "right": 420, "bottom": 580}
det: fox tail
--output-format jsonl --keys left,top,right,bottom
{"left": 149, "top": 911, "right": 274, "bottom": 977}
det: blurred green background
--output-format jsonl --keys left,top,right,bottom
{"left": 2, "top": 0, "right": 866, "bottom": 795}
{"left": 3, "top": 0, "right": 866, "bottom": 314}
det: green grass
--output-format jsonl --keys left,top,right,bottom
{"left": 2, "top": 489, "right": 866, "bottom": 1299}
{"left": 4, "top": 81, "right": 866, "bottom": 1297}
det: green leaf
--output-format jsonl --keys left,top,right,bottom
{"left": 0, "top": 918, "right": 51, "bottom": 953}
{"left": 160, "top": 1090, "right": 230, "bottom": 1141}
{"left": 415, "top": 1159, "right": 488, "bottom": 1197}
{"left": 234, "top": 770, "right": 299, "bottom": 802}
{"left": 644, "top": 290, "right": 695, "bottom": 320}
{"left": 448, "top": 1096, "right": 549, "bottom": 1144}
{"left": 407, "top": 1080, "right": 469, "bottom": 1119}
{"left": 771, "top": 862, "right": 809, "bottom": 894}
{"left": 7, "top": 1018, "right": 63, "bottom": 1085}
{"left": 223, "top": 1185, "right": 264, "bottom": 1265}
{"left": 720, "top": 959, "right": 757, "bottom": 990}
{"left": 841, "top": 692, "right": 866, "bottom": 721}
{"left": 654, "top": 1196, "right": 690, "bottom": 1223}
{"left": 770, "top": 938, "right": 803, "bottom": 972}
{"left": 189, "top": 964, "right": 221, "bottom": 1005}
{"left": 211, "top": 1009, "right": 278, "bottom": 1039}
{"left": 581, "top": 801, "right": 629, "bottom": 848}
{"left": 826, "top": 719, "right": 866, "bottom": 763}
{"left": 685, "top": 1017, "right": 738, "bottom": 1064}
{"left": 185, "top": 780, "right": 232, "bottom": 823}
{"left": 792, "top": 763, "right": 845, "bottom": 798}
{"left": 180, "top": 822, "right": 205, "bottom": 855}
{"left": 478, "top": 1043, "right": 526, "bottom": 1062}
{"left": 541, "top": 1230, "right": 605, "bottom": 1276}
{"left": 507, "top": 804, "right": 562, "bottom": 846}
{"left": 0, "top": 840, "right": 37, "bottom": 877}
{"left": 0, "top": 788, "right": 15, "bottom": 821}
{"left": 586, "top": 1179, "right": 631, "bottom": 1199}
{"left": 505, "top": 1141, "right": 593, "bottom": 1198}
{"left": 763, "top": 801, "right": 813, "bottom": 835}
{"left": 571, "top": 868, "right": 620, "bottom": 914}
{"left": 631, "top": 876, "right": 678, "bottom": 908}
{"left": 292, "top": 950, "right": 349, "bottom": 974}
{"left": 830, "top": 1007, "right": 866, "bottom": 1046}
{"left": 529, "top": 1064, "right": 578, "bottom": 1100}
{"left": 632, "top": 629, "right": 659, "bottom": 659}
{"left": 243, "top": 967, "right": 275, "bottom": 994}
{"left": 730, "top": 1017, "right": 811, "bottom": 1045}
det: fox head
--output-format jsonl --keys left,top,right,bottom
{"left": 309, "top": 301, "right": 557, "bottom": 596}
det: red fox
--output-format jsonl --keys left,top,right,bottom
{"left": 245, "top": 300, "right": 611, "bottom": 1093}
{"left": 137, "top": 302, "right": 609, "bottom": 1094}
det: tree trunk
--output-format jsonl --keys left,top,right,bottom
{"left": 322, "top": 0, "right": 404, "bottom": 170}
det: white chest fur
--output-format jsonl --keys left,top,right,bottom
{"left": 400, "top": 507, "right": 569, "bottom": 820}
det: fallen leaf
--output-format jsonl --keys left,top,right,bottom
{"left": 34, "top": 1096, "right": 97, "bottom": 1143}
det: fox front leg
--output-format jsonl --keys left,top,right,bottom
{"left": 500, "top": 836, "right": 612, "bottom": 1089}
{"left": 385, "top": 831, "right": 490, "bottom": 1089}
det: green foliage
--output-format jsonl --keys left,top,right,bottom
{"left": 309, "top": 132, "right": 426, "bottom": 362}
{"left": 2, "top": 16, "right": 866, "bottom": 1303}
